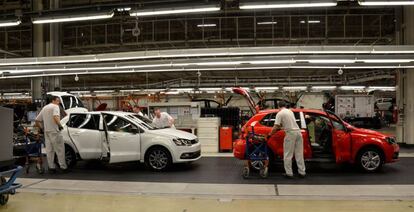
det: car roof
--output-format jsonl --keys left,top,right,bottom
{"left": 69, "top": 111, "right": 136, "bottom": 116}
{"left": 258, "top": 108, "right": 327, "bottom": 115}
{"left": 47, "top": 91, "right": 74, "bottom": 96}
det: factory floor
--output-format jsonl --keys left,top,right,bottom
{"left": 2, "top": 192, "right": 413, "bottom": 212}
{"left": 2, "top": 152, "right": 414, "bottom": 212}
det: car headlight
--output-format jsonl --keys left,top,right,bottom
{"left": 173, "top": 138, "right": 194, "bottom": 146}
{"left": 385, "top": 137, "right": 397, "bottom": 145}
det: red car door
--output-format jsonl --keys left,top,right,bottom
{"left": 329, "top": 115, "right": 352, "bottom": 163}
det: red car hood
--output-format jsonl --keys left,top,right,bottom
{"left": 350, "top": 127, "right": 389, "bottom": 138}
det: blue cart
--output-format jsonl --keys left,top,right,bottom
{"left": 242, "top": 126, "right": 269, "bottom": 179}
{"left": 0, "top": 166, "right": 23, "bottom": 206}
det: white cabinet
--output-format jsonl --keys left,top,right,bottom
{"left": 197, "top": 117, "right": 220, "bottom": 153}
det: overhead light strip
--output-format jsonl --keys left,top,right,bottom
{"left": 1, "top": 47, "right": 414, "bottom": 67}
{"left": 129, "top": 5, "right": 220, "bottom": 17}
{"left": 359, "top": 1, "right": 414, "bottom": 6}
{"left": 32, "top": 11, "right": 114, "bottom": 24}
{"left": 240, "top": 1, "right": 337, "bottom": 9}
{"left": 0, "top": 19, "right": 21, "bottom": 27}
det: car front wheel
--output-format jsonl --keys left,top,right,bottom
{"left": 145, "top": 147, "right": 172, "bottom": 171}
{"left": 357, "top": 147, "right": 384, "bottom": 172}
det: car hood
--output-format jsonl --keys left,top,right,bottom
{"left": 351, "top": 127, "right": 388, "bottom": 138}
{"left": 151, "top": 128, "right": 197, "bottom": 140}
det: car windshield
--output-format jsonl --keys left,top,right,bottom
{"left": 128, "top": 114, "right": 159, "bottom": 130}
{"left": 326, "top": 111, "right": 355, "bottom": 128}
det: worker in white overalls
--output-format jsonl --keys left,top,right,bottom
{"left": 35, "top": 96, "right": 68, "bottom": 173}
{"left": 268, "top": 101, "right": 306, "bottom": 179}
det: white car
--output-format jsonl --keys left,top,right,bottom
{"left": 375, "top": 98, "right": 393, "bottom": 111}
{"left": 60, "top": 111, "right": 201, "bottom": 171}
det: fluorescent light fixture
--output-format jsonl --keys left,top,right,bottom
{"left": 0, "top": 19, "right": 21, "bottom": 27}
{"left": 32, "top": 11, "right": 114, "bottom": 24}
{"left": 120, "top": 89, "right": 141, "bottom": 92}
{"left": 129, "top": 5, "right": 220, "bottom": 17}
{"left": 117, "top": 7, "right": 131, "bottom": 12}
{"left": 196, "top": 61, "right": 242, "bottom": 66}
{"left": 367, "top": 86, "right": 396, "bottom": 91}
{"left": 94, "top": 90, "right": 115, "bottom": 93}
{"left": 174, "top": 88, "right": 193, "bottom": 92}
{"left": 300, "top": 20, "right": 321, "bottom": 24}
{"left": 283, "top": 86, "right": 307, "bottom": 90}
{"left": 3, "top": 92, "right": 25, "bottom": 96}
{"left": 240, "top": 1, "right": 337, "bottom": 9}
{"left": 70, "top": 90, "right": 90, "bottom": 94}
{"left": 162, "top": 91, "right": 180, "bottom": 95}
{"left": 359, "top": 1, "right": 414, "bottom": 6}
{"left": 307, "top": 59, "right": 355, "bottom": 64}
{"left": 257, "top": 21, "right": 277, "bottom": 25}
{"left": 255, "top": 86, "right": 279, "bottom": 90}
{"left": 312, "top": 86, "right": 337, "bottom": 90}
{"left": 339, "top": 86, "right": 366, "bottom": 90}
{"left": 197, "top": 24, "right": 216, "bottom": 27}
{"left": 249, "top": 60, "right": 296, "bottom": 64}
{"left": 371, "top": 50, "right": 414, "bottom": 54}
{"left": 361, "top": 59, "right": 413, "bottom": 63}
{"left": 198, "top": 88, "right": 223, "bottom": 91}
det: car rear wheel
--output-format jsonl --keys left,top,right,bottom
{"left": 55, "top": 145, "right": 77, "bottom": 168}
{"left": 357, "top": 147, "right": 384, "bottom": 172}
{"left": 65, "top": 146, "right": 77, "bottom": 168}
{"left": 145, "top": 147, "right": 172, "bottom": 171}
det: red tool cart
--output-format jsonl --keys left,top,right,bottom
{"left": 219, "top": 126, "right": 233, "bottom": 152}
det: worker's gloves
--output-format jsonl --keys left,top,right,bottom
{"left": 58, "top": 125, "right": 64, "bottom": 131}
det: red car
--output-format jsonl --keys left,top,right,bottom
{"left": 232, "top": 88, "right": 399, "bottom": 172}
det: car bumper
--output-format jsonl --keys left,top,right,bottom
{"left": 391, "top": 144, "right": 400, "bottom": 162}
{"left": 172, "top": 143, "right": 201, "bottom": 163}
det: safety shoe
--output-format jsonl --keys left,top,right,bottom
{"left": 298, "top": 174, "right": 306, "bottom": 178}
{"left": 282, "top": 173, "right": 295, "bottom": 179}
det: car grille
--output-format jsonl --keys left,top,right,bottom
{"left": 190, "top": 139, "right": 198, "bottom": 144}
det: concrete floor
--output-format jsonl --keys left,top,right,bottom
{"left": 2, "top": 192, "right": 413, "bottom": 212}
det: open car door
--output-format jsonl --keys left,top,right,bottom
{"left": 326, "top": 111, "right": 352, "bottom": 163}
{"left": 103, "top": 113, "right": 141, "bottom": 163}
{"left": 66, "top": 113, "right": 104, "bottom": 159}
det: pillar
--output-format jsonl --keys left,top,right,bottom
{"left": 31, "top": 0, "right": 62, "bottom": 105}
{"left": 397, "top": 6, "right": 414, "bottom": 144}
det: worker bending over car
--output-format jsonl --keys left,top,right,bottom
{"left": 152, "top": 108, "right": 175, "bottom": 129}
{"left": 268, "top": 101, "right": 306, "bottom": 179}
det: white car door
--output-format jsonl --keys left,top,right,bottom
{"left": 67, "top": 113, "right": 103, "bottom": 159}
{"left": 103, "top": 114, "right": 141, "bottom": 163}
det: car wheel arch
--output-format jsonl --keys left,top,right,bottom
{"left": 144, "top": 144, "right": 173, "bottom": 162}
{"left": 355, "top": 144, "right": 385, "bottom": 164}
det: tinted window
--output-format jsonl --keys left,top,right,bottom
{"left": 104, "top": 114, "right": 137, "bottom": 133}
{"left": 68, "top": 114, "right": 100, "bottom": 130}
{"left": 61, "top": 96, "right": 71, "bottom": 109}
{"left": 260, "top": 113, "right": 277, "bottom": 127}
